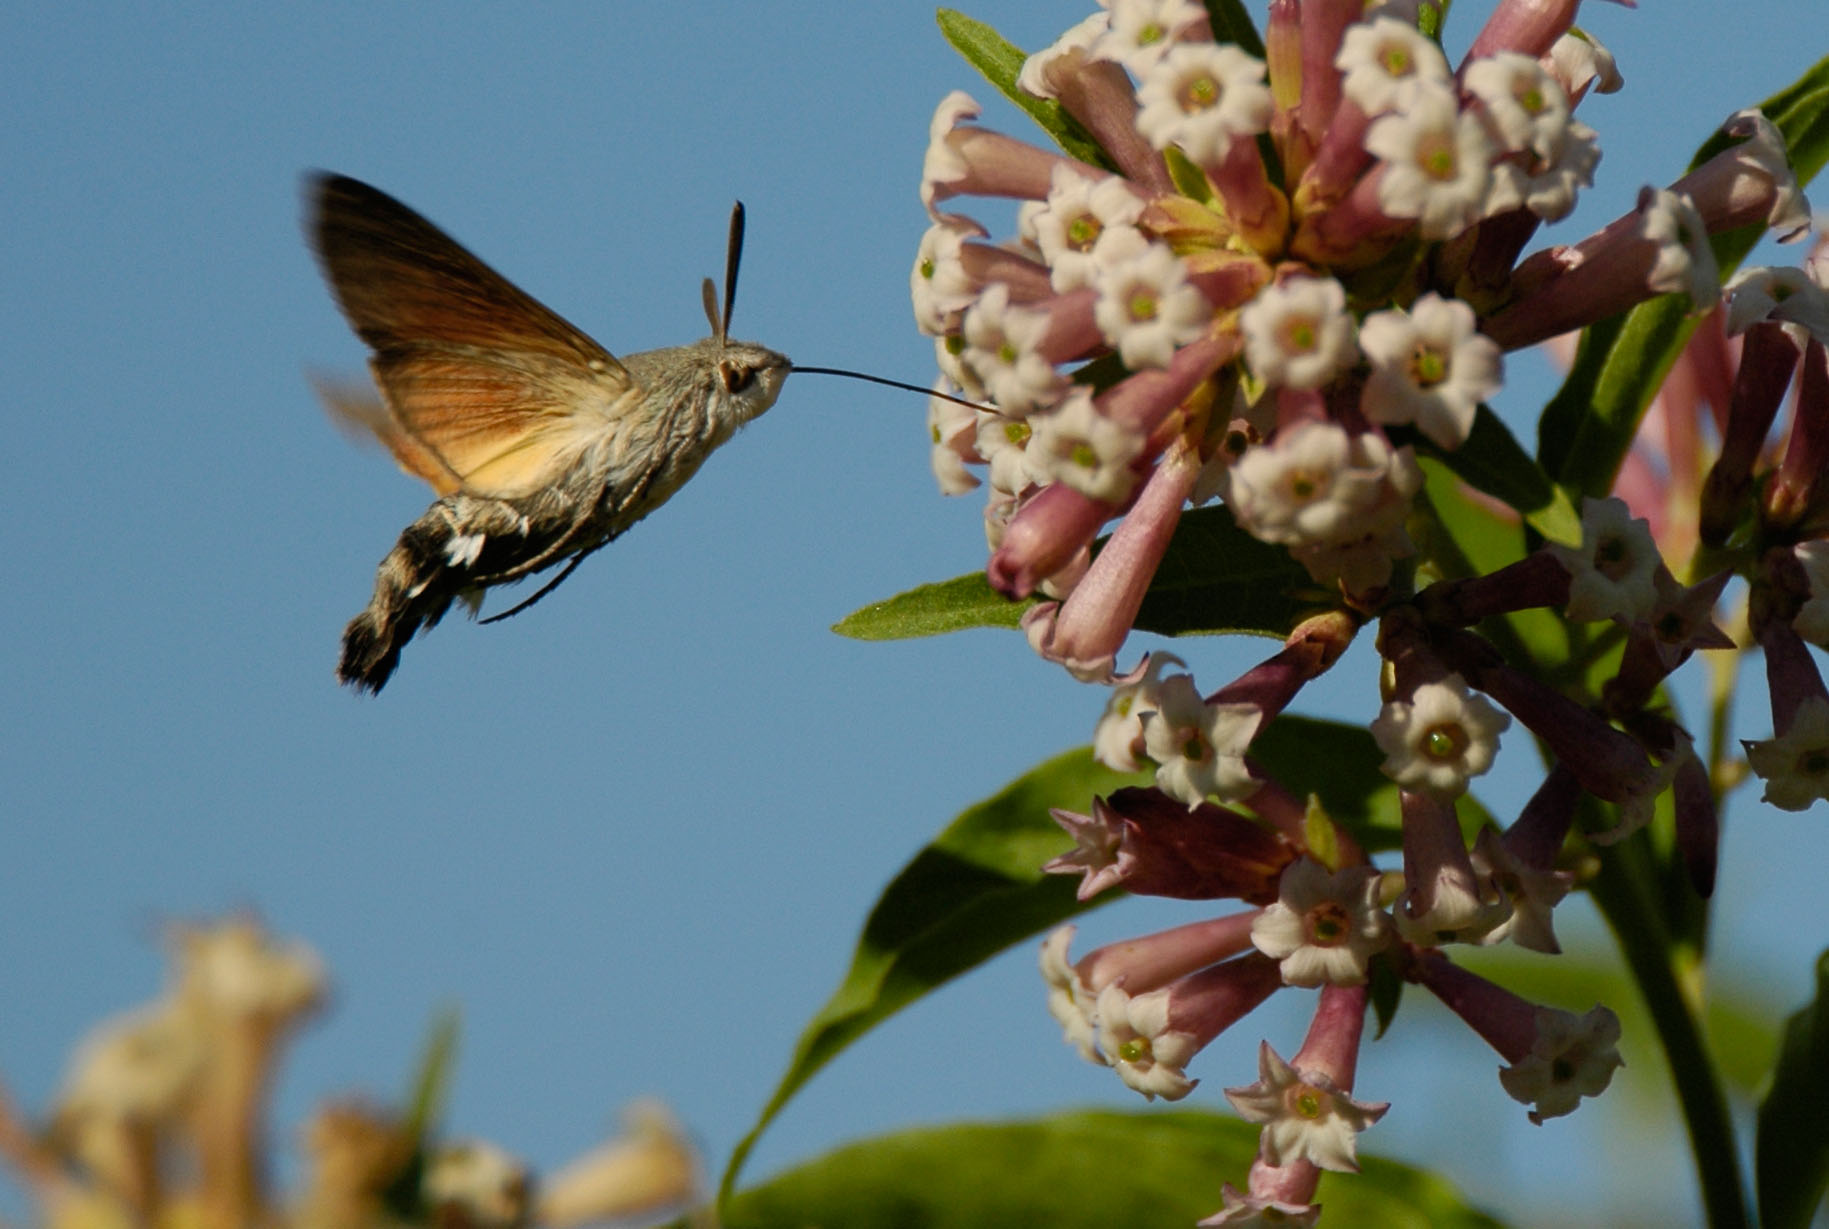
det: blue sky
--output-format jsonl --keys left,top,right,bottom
{"left": 3, "top": 3, "right": 1825, "bottom": 1224}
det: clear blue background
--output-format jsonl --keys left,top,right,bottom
{"left": 3, "top": 3, "right": 1824, "bottom": 1225}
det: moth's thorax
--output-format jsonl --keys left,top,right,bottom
{"left": 521, "top": 335, "right": 789, "bottom": 538}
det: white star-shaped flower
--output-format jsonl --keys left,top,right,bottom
{"left": 1359, "top": 292, "right": 1503, "bottom": 449}
{"left": 1744, "top": 695, "right": 1829, "bottom": 812}
{"left": 1497, "top": 1006, "right": 1624, "bottom": 1124}
{"left": 1546, "top": 496, "right": 1664, "bottom": 623}
{"left": 1250, "top": 859, "right": 1390, "bottom": 987}
{"left": 1239, "top": 275, "right": 1357, "bottom": 390}
{"left": 1370, "top": 673, "right": 1511, "bottom": 800}
{"left": 1224, "top": 1042, "right": 1389, "bottom": 1172}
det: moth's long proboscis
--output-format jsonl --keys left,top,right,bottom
{"left": 792, "top": 365, "right": 988, "bottom": 412}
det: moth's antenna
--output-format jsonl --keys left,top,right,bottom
{"left": 700, "top": 277, "right": 721, "bottom": 343}
{"left": 723, "top": 201, "right": 745, "bottom": 339}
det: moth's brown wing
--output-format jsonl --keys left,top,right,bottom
{"left": 308, "top": 172, "right": 638, "bottom": 499}
{"left": 309, "top": 373, "right": 464, "bottom": 496}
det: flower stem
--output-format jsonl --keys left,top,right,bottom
{"left": 1588, "top": 829, "right": 1748, "bottom": 1229}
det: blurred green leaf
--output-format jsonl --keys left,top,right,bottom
{"left": 936, "top": 9, "right": 1114, "bottom": 168}
{"left": 718, "top": 1110, "right": 1506, "bottom": 1229}
{"left": 382, "top": 1007, "right": 460, "bottom": 1218}
{"left": 1756, "top": 949, "right": 1829, "bottom": 1229}
{"left": 719, "top": 748, "right": 1149, "bottom": 1202}
{"left": 834, "top": 505, "right": 1322, "bottom": 642}
{"left": 1538, "top": 57, "right": 1829, "bottom": 500}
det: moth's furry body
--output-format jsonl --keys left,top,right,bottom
{"left": 339, "top": 338, "right": 785, "bottom": 689}
{"left": 308, "top": 174, "right": 788, "bottom": 692}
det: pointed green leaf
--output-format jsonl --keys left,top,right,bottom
{"left": 833, "top": 505, "right": 1321, "bottom": 642}
{"left": 935, "top": 9, "right": 1114, "bottom": 168}
{"left": 1756, "top": 948, "right": 1829, "bottom": 1229}
{"left": 717, "top": 1110, "right": 1506, "bottom": 1229}
{"left": 1397, "top": 408, "right": 1582, "bottom": 545}
{"left": 1538, "top": 57, "right": 1829, "bottom": 499}
{"left": 719, "top": 748, "right": 1150, "bottom": 1202}
{"left": 833, "top": 571, "right": 1030, "bottom": 640}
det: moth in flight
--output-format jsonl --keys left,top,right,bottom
{"left": 307, "top": 174, "right": 788, "bottom": 693}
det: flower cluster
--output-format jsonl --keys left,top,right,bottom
{"left": 913, "top": 0, "right": 1813, "bottom": 1218}
{"left": 0, "top": 917, "right": 702, "bottom": 1229}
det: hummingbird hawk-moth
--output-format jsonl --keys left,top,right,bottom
{"left": 307, "top": 173, "right": 790, "bottom": 693}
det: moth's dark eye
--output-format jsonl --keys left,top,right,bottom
{"left": 720, "top": 360, "right": 755, "bottom": 394}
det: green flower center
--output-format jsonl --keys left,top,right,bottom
{"left": 1181, "top": 732, "right": 1211, "bottom": 762}
{"left": 1071, "top": 441, "right": 1099, "bottom": 469}
{"left": 1067, "top": 214, "right": 1102, "bottom": 250}
{"left": 1381, "top": 48, "right": 1412, "bottom": 76}
{"left": 1118, "top": 1036, "right": 1151, "bottom": 1063}
{"left": 1410, "top": 345, "right": 1447, "bottom": 387}
{"left": 1422, "top": 136, "right": 1459, "bottom": 181}
{"left": 1180, "top": 75, "right": 1219, "bottom": 113}
{"left": 1521, "top": 85, "right": 1547, "bottom": 115}
{"left": 998, "top": 339, "right": 1018, "bottom": 364}
{"left": 920, "top": 257, "right": 936, "bottom": 280}
{"left": 1292, "top": 1086, "right": 1326, "bottom": 1120}
{"left": 1004, "top": 421, "right": 1031, "bottom": 447}
{"left": 1423, "top": 723, "right": 1467, "bottom": 762}
{"left": 1310, "top": 902, "right": 1349, "bottom": 946}
{"left": 1130, "top": 290, "right": 1160, "bottom": 322}
{"left": 1138, "top": 21, "right": 1165, "bottom": 46}
{"left": 1285, "top": 318, "right": 1318, "bottom": 353}
{"left": 1287, "top": 469, "right": 1324, "bottom": 502}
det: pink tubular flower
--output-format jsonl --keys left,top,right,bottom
{"left": 1225, "top": 985, "right": 1387, "bottom": 1172}
{"left": 1044, "top": 787, "right": 1296, "bottom": 901}
{"left": 1098, "top": 953, "right": 1284, "bottom": 1101}
{"left": 1394, "top": 790, "right": 1513, "bottom": 945}
{"left": 1413, "top": 952, "right": 1623, "bottom": 1124}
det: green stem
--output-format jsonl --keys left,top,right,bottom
{"left": 1589, "top": 834, "right": 1748, "bottom": 1229}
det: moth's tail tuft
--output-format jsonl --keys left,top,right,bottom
{"left": 337, "top": 510, "right": 462, "bottom": 693}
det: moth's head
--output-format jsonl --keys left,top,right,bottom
{"left": 710, "top": 338, "right": 791, "bottom": 424}
{"left": 698, "top": 200, "right": 789, "bottom": 425}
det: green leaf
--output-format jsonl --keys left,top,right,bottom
{"left": 1251, "top": 714, "right": 1494, "bottom": 852}
{"left": 833, "top": 505, "right": 1322, "bottom": 642}
{"left": 1200, "top": 0, "right": 1265, "bottom": 58}
{"left": 1131, "top": 505, "right": 1328, "bottom": 639}
{"left": 936, "top": 9, "right": 1114, "bottom": 168}
{"left": 718, "top": 748, "right": 1150, "bottom": 1202}
{"left": 382, "top": 1007, "right": 460, "bottom": 1218}
{"left": 1395, "top": 407, "right": 1581, "bottom": 546}
{"left": 717, "top": 1110, "right": 1507, "bottom": 1229}
{"left": 1538, "top": 56, "right": 1829, "bottom": 499}
{"left": 1250, "top": 716, "right": 1404, "bottom": 852}
{"left": 1414, "top": 460, "right": 1571, "bottom": 668}
{"left": 1756, "top": 949, "right": 1829, "bottom": 1229}
{"left": 834, "top": 571, "right": 1030, "bottom": 640}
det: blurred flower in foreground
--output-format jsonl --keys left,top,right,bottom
{"left": 913, "top": 0, "right": 1812, "bottom": 1217}
{"left": 0, "top": 917, "right": 701, "bottom": 1229}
